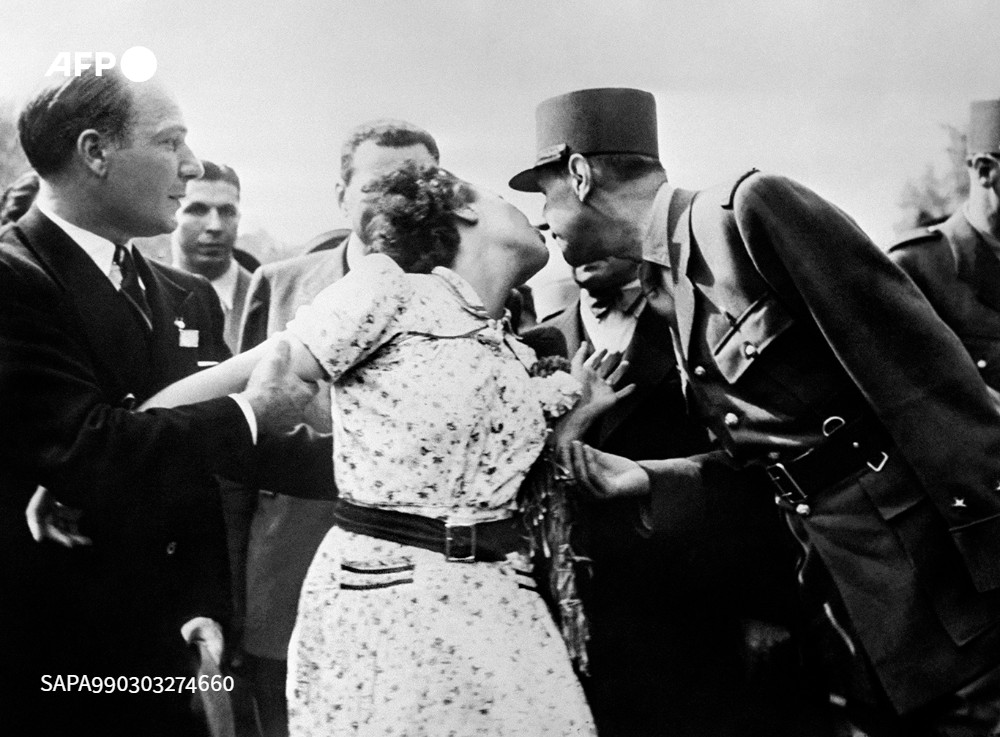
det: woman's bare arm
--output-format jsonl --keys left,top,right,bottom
{"left": 141, "top": 333, "right": 325, "bottom": 410}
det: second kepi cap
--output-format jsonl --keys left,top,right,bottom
{"left": 968, "top": 99, "right": 1000, "bottom": 155}
{"left": 509, "top": 88, "right": 659, "bottom": 192}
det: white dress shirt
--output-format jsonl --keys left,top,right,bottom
{"left": 578, "top": 279, "right": 645, "bottom": 355}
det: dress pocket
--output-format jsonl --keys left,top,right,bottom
{"left": 339, "top": 556, "right": 415, "bottom": 591}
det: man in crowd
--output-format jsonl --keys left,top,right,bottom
{"left": 511, "top": 87, "right": 1000, "bottom": 736}
{"left": 172, "top": 160, "right": 252, "bottom": 352}
{"left": 232, "top": 119, "right": 439, "bottom": 736}
{"left": 169, "top": 158, "right": 257, "bottom": 734}
{"left": 889, "top": 98, "right": 1000, "bottom": 392}
{"left": 0, "top": 68, "right": 315, "bottom": 737}
{"left": 0, "top": 169, "right": 39, "bottom": 225}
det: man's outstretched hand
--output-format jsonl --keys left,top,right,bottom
{"left": 240, "top": 337, "right": 319, "bottom": 436}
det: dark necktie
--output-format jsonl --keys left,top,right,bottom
{"left": 114, "top": 244, "right": 153, "bottom": 331}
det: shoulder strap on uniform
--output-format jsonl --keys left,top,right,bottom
{"left": 722, "top": 168, "right": 760, "bottom": 210}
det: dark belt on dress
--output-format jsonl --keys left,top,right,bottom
{"left": 333, "top": 499, "right": 526, "bottom": 563}
{"left": 763, "top": 415, "right": 890, "bottom": 515}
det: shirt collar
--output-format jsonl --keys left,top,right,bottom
{"left": 35, "top": 196, "right": 123, "bottom": 279}
{"left": 210, "top": 259, "right": 239, "bottom": 310}
{"left": 641, "top": 182, "right": 677, "bottom": 268}
{"left": 345, "top": 232, "right": 368, "bottom": 271}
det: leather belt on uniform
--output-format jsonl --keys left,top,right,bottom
{"left": 764, "top": 415, "right": 890, "bottom": 515}
{"left": 333, "top": 499, "right": 526, "bottom": 563}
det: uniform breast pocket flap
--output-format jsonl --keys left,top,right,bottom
{"left": 712, "top": 294, "right": 795, "bottom": 384}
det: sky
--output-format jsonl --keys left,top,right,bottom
{"left": 3, "top": 0, "right": 1000, "bottom": 289}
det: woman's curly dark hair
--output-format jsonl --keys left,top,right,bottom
{"left": 359, "top": 163, "right": 476, "bottom": 273}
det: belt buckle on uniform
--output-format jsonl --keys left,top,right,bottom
{"left": 445, "top": 521, "right": 476, "bottom": 563}
{"left": 866, "top": 452, "right": 889, "bottom": 473}
{"left": 766, "top": 462, "right": 809, "bottom": 506}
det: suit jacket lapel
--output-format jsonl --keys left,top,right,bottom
{"left": 15, "top": 207, "right": 151, "bottom": 391}
{"left": 597, "top": 305, "right": 676, "bottom": 444}
{"left": 137, "top": 252, "right": 204, "bottom": 386}
{"left": 226, "top": 266, "right": 252, "bottom": 351}
{"left": 550, "top": 299, "right": 585, "bottom": 356}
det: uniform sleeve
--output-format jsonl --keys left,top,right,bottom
{"left": 285, "top": 253, "right": 411, "bottom": 382}
{"left": 733, "top": 173, "right": 1000, "bottom": 592}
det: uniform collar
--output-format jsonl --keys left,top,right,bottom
{"left": 642, "top": 182, "right": 677, "bottom": 268}
{"left": 962, "top": 202, "right": 1000, "bottom": 253}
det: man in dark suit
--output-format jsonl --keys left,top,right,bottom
{"left": 232, "top": 119, "right": 439, "bottom": 736}
{"left": 511, "top": 88, "right": 1000, "bottom": 736}
{"left": 0, "top": 68, "right": 315, "bottom": 737}
{"left": 171, "top": 160, "right": 252, "bottom": 353}
{"left": 889, "top": 99, "right": 1000, "bottom": 392}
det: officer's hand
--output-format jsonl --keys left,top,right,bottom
{"left": 568, "top": 441, "right": 650, "bottom": 500}
{"left": 241, "top": 337, "right": 319, "bottom": 436}
{"left": 25, "top": 486, "right": 91, "bottom": 548}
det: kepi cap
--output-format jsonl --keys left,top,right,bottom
{"left": 968, "top": 99, "right": 1000, "bottom": 155}
{"left": 509, "top": 88, "right": 659, "bottom": 192}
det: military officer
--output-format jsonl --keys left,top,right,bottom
{"left": 889, "top": 98, "right": 1000, "bottom": 391}
{"left": 510, "top": 88, "right": 1000, "bottom": 736}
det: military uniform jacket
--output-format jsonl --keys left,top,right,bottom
{"left": 888, "top": 208, "right": 1000, "bottom": 391}
{"left": 638, "top": 173, "right": 1000, "bottom": 713}
{"left": 0, "top": 206, "right": 254, "bottom": 683}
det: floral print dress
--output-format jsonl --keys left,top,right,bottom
{"left": 284, "top": 254, "right": 595, "bottom": 736}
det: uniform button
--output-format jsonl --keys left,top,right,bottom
{"left": 743, "top": 342, "right": 758, "bottom": 358}
{"left": 767, "top": 451, "right": 780, "bottom": 461}
{"left": 120, "top": 393, "right": 137, "bottom": 410}
{"left": 724, "top": 412, "right": 740, "bottom": 428}
{"left": 693, "top": 365, "right": 706, "bottom": 377}
{"left": 166, "top": 541, "right": 177, "bottom": 555}
{"left": 977, "top": 359, "right": 988, "bottom": 369}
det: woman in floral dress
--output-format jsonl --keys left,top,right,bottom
{"left": 146, "top": 165, "right": 628, "bottom": 736}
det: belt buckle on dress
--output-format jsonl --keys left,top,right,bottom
{"left": 445, "top": 521, "right": 477, "bottom": 563}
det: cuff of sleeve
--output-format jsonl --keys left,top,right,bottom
{"left": 229, "top": 393, "right": 258, "bottom": 445}
{"left": 637, "top": 457, "right": 708, "bottom": 540}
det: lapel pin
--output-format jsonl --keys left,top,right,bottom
{"left": 175, "top": 317, "right": 199, "bottom": 348}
